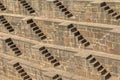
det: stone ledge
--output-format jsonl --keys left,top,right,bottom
{"left": 0, "top": 13, "right": 119, "bottom": 30}
{"left": 1, "top": 32, "right": 120, "bottom": 61}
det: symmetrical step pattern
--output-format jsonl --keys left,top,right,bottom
{"left": 0, "top": 1, "right": 114, "bottom": 80}
{"left": 13, "top": 62, "right": 32, "bottom": 80}
{"left": 52, "top": 74, "right": 62, "bottom": 80}
{"left": 86, "top": 55, "right": 111, "bottom": 80}
{"left": 39, "top": 46, "right": 60, "bottom": 67}
{"left": 53, "top": 0, "right": 73, "bottom": 18}
{"left": 5, "top": 38, "right": 22, "bottom": 56}
{"left": 0, "top": 15, "right": 14, "bottom": 32}
{"left": 100, "top": 2, "right": 120, "bottom": 20}
{"left": 27, "top": 19, "right": 47, "bottom": 40}
{"left": 0, "top": 2, "right": 6, "bottom": 11}
{"left": 18, "top": 0, "right": 35, "bottom": 14}
{"left": 67, "top": 24, "right": 90, "bottom": 47}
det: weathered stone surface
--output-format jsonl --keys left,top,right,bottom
{"left": 0, "top": 0, "right": 120, "bottom": 80}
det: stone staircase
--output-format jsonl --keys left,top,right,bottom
{"left": 0, "top": 0, "right": 120, "bottom": 80}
